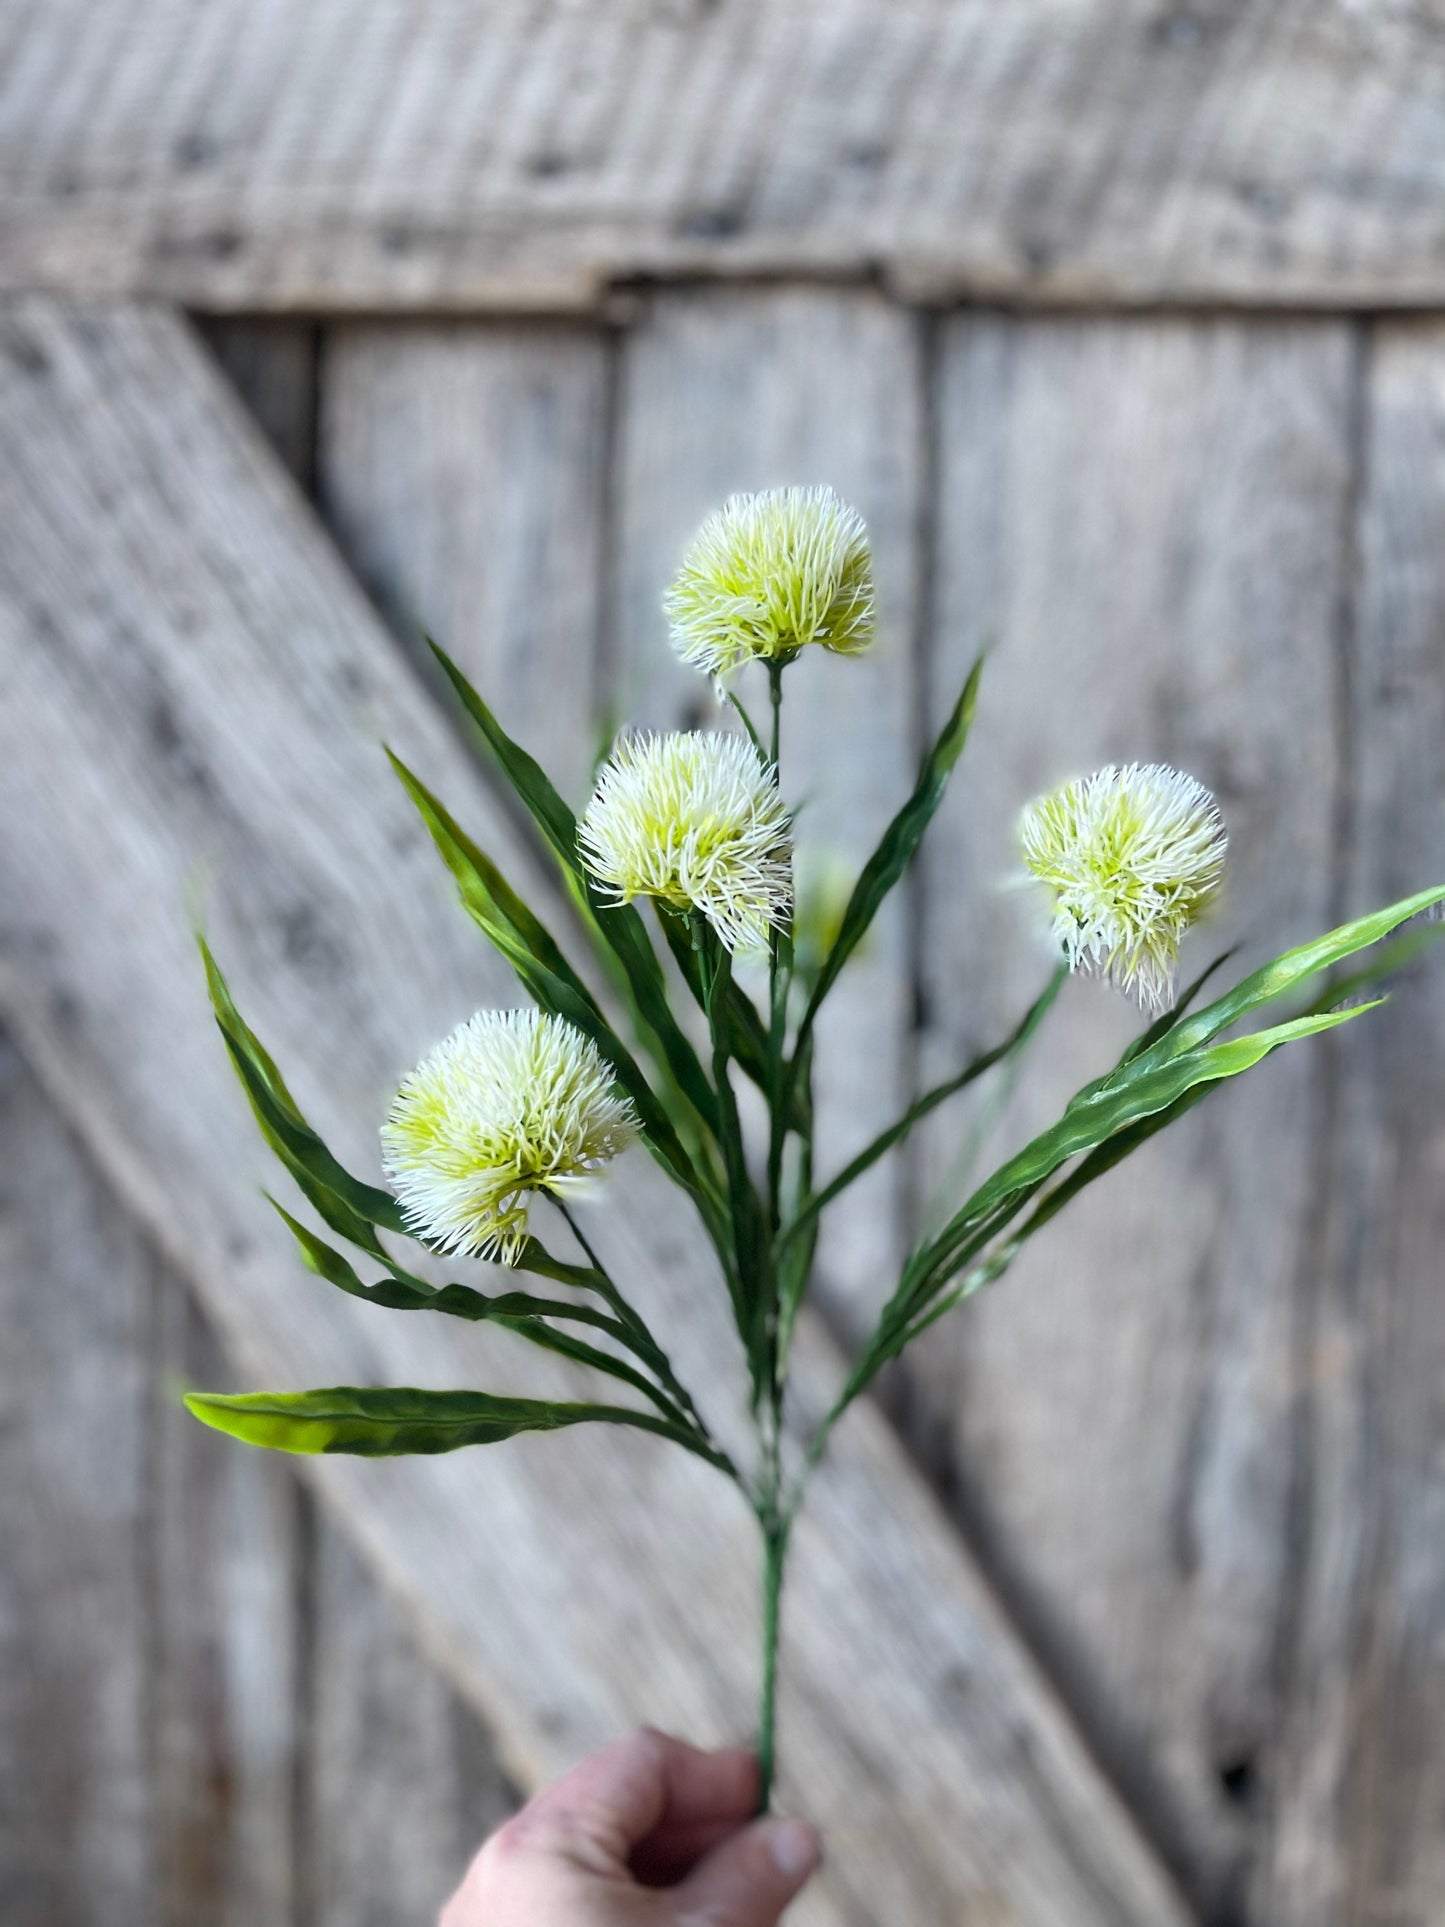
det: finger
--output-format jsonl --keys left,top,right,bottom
{"left": 631, "top": 1815, "right": 747, "bottom": 1887}
{"left": 671, "top": 1817, "right": 821, "bottom": 1926}
{"left": 522, "top": 1731, "right": 757, "bottom": 1874}
{"left": 654, "top": 1743, "right": 759, "bottom": 1827}
{"left": 522, "top": 1728, "right": 673, "bottom": 1869}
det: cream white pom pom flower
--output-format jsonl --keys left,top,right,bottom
{"left": 663, "top": 486, "right": 875, "bottom": 677}
{"left": 1019, "top": 763, "right": 1227, "bottom": 1011}
{"left": 579, "top": 730, "right": 792, "bottom": 953}
{"left": 381, "top": 1009, "right": 637, "bottom": 1263}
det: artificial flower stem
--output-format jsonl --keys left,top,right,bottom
{"left": 755, "top": 1464, "right": 791, "bottom": 1813}
{"left": 554, "top": 1197, "right": 733, "bottom": 1476}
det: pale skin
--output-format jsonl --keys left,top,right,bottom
{"left": 440, "top": 1729, "right": 822, "bottom": 1927}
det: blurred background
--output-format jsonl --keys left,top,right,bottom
{"left": 3, "top": 5, "right": 1444, "bottom": 1925}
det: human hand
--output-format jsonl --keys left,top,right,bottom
{"left": 440, "top": 1727, "right": 822, "bottom": 1926}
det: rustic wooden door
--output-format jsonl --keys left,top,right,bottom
{"left": 3, "top": 8, "right": 1444, "bottom": 1924}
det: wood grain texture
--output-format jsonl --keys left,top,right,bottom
{"left": 152, "top": 1282, "right": 303, "bottom": 1926}
{"left": 305, "top": 1528, "right": 516, "bottom": 1927}
{"left": 1259, "top": 322, "right": 1445, "bottom": 1927}
{"left": 915, "top": 315, "right": 1355, "bottom": 1919}
{"left": 319, "top": 322, "right": 611, "bottom": 803}
{"left": 0, "top": 1028, "right": 510, "bottom": 1926}
{"left": 0, "top": 1033, "right": 158, "bottom": 1926}
{"left": 199, "top": 321, "right": 318, "bottom": 489}
{"left": 5, "top": 1, "right": 1445, "bottom": 311}
{"left": 610, "top": 287, "right": 920, "bottom": 1340}
{"left": 0, "top": 296, "right": 1193, "bottom": 1924}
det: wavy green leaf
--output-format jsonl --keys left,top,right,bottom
{"left": 791, "top": 655, "right": 982, "bottom": 1067}
{"left": 185, "top": 1384, "right": 730, "bottom": 1470}
{"left": 1116, "top": 886, "right": 1445, "bottom": 1082}
{"left": 780, "top": 962, "right": 1065, "bottom": 1261}
{"left": 898, "top": 1000, "right": 1381, "bottom": 1327}
{"left": 386, "top": 754, "right": 712, "bottom": 1206}
{"left": 425, "top": 647, "right": 723, "bottom": 1143}
{"left": 201, "top": 940, "right": 406, "bottom": 1246}
{"left": 269, "top": 1199, "right": 696, "bottom": 1429}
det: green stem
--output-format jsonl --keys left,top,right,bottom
{"left": 756, "top": 1505, "right": 790, "bottom": 1813}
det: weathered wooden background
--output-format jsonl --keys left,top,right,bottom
{"left": 2, "top": 7, "right": 1444, "bottom": 1926}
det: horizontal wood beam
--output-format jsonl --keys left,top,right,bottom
{"left": 3, "top": 2, "right": 1445, "bottom": 312}
{"left": 0, "top": 297, "right": 1193, "bottom": 1924}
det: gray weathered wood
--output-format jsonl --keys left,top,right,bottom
{"left": 0, "top": 296, "right": 1193, "bottom": 1924}
{"left": 611, "top": 288, "right": 920, "bottom": 1340}
{"left": 0, "top": 1024, "right": 510, "bottom": 1926}
{"left": 1258, "top": 321, "right": 1445, "bottom": 1927}
{"left": 319, "top": 322, "right": 610, "bottom": 803}
{"left": 199, "top": 321, "right": 317, "bottom": 489}
{"left": 0, "top": 1034, "right": 157, "bottom": 1926}
{"left": 305, "top": 1527, "right": 516, "bottom": 1927}
{"left": 152, "top": 1283, "right": 303, "bottom": 1926}
{"left": 916, "top": 315, "right": 1355, "bottom": 1917}
{"left": 5, "top": 2, "right": 1445, "bottom": 311}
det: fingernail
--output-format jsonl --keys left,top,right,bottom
{"left": 766, "top": 1819, "right": 820, "bottom": 1879}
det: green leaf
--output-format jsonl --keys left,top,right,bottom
{"left": 432, "top": 642, "right": 582, "bottom": 876}
{"left": 201, "top": 940, "right": 406, "bottom": 1244}
{"left": 424, "top": 649, "right": 722, "bottom": 1142}
{"left": 779, "top": 963, "right": 1065, "bottom": 1259}
{"left": 269, "top": 1200, "right": 696, "bottom": 1429}
{"left": 793, "top": 654, "right": 983, "bottom": 1053}
{"left": 1117, "top": 886, "right": 1445, "bottom": 1081}
{"left": 388, "top": 750, "right": 604, "bottom": 1016}
{"left": 1114, "top": 947, "right": 1239, "bottom": 1070}
{"left": 656, "top": 909, "right": 807, "bottom": 1133}
{"left": 387, "top": 756, "right": 713, "bottom": 1206}
{"left": 901, "top": 1000, "right": 1382, "bottom": 1323}
{"left": 185, "top": 1385, "right": 728, "bottom": 1470}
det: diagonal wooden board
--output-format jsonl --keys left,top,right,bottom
{"left": 5, "top": 1, "right": 1445, "bottom": 312}
{"left": 0, "top": 298, "right": 1193, "bottom": 1924}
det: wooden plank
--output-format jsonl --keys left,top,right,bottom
{"left": 917, "top": 315, "right": 1355, "bottom": 1917}
{"left": 152, "top": 1282, "right": 303, "bottom": 1927}
{"left": 0, "top": 1027, "right": 511, "bottom": 1927}
{"left": 318, "top": 322, "right": 610, "bottom": 803}
{"left": 610, "top": 287, "right": 920, "bottom": 1341}
{"left": 305, "top": 1528, "right": 516, "bottom": 1927}
{"left": 4, "top": 2, "right": 1445, "bottom": 311}
{"left": 0, "top": 1033, "right": 158, "bottom": 1926}
{"left": 199, "top": 320, "right": 318, "bottom": 489}
{"left": 1258, "top": 322, "right": 1445, "bottom": 1927}
{"left": 0, "top": 296, "right": 1194, "bottom": 1924}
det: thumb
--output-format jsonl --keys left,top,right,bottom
{"left": 671, "top": 1816, "right": 821, "bottom": 1926}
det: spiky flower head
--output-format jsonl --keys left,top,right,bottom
{"left": 381, "top": 1009, "right": 636, "bottom": 1263}
{"left": 664, "top": 486, "right": 875, "bottom": 678}
{"left": 579, "top": 730, "right": 792, "bottom": 953}
{"left": 1019, "top": 763, "right": 1227, "bottom": 1011}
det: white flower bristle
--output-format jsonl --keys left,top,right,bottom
{"left": 664, "top": 486, "right": 875, "bottom": 678}
{"left": 1019, "top": 762, "right": 1227, "bottom": 1011}
{"left": 381, "top": 1009, "right": 636, "bottom": 1263}
{"left": 579, "top": 730, "right": 792, "bottom": 953}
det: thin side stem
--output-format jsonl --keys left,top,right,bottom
{"left": 555, "top": 1198, "right": 735, "bottom": 1478}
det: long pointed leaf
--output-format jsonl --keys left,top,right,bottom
{"left": 388, "top": 750, "right": 604, "bottom": 1015}
{"left": 1119, "top": 886, "right": 1445, "bottom": 1080}
{"left": 780, "top": 963, "right": 1065, "bottom": 1259}
{"left": 794, "top": 655, "right": 982, "bottom": 1053}
{"left": 269, "top": 1199, "right": 695, "bottom": 1429}
{"left": 424, "top": 649, "right": 723, "bottom": 1141}
{"left": 386, "top": 757, "right": 713, "bottom": 1207}
{"left": 903, "top": 1000, "right": 1382, "bottom": 1320}
{"left": 185, "top": 1385, "right": 730, "bottom": 1471}
{"left": 201, "top": 940, "right": 406, "bottom": 1243}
